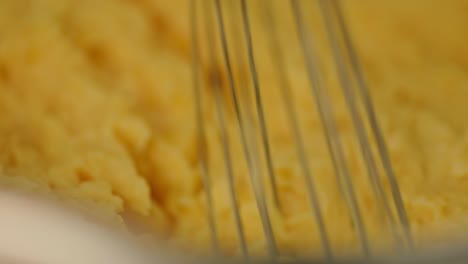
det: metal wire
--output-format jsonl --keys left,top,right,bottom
{"left": 191, "top": 0, "right": 413, "bottom": 260}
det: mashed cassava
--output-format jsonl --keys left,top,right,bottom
{"left": 0, "top": 0, "right": 468, "bottom": 258}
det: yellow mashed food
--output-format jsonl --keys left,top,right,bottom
{"left": 1, "top": 0, "right": 468, "bottom": 258}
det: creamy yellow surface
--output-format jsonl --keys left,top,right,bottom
{"left": 0, "top": 0, "right": 468, "bottom": 258}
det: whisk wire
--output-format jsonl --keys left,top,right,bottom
{"left": 190, "top": 0, "right": 220, "bottom": 254}
{"left": 239, "top": 0, "right": 282, "bottom": 214}
{"left": 261, "top": 0, "right": 333, "bottom": 261}
{"left": 290, "top": 0, "right": 370, "bottom": 257}
{"left": 192, "top": 0, "right": 413, "bottom": 259}
{"left": 328, "top": 0, "right": 414, "bottom": 251}
{"left": 214, "top": 0, "right": 278, "bottom": 258}
{"left": 317, "top": 0, "right": 402, "bottom": 248}
{"left": 202, "top": 0, "right": 249, "bottom": 257}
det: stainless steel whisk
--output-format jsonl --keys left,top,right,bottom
{"left": 190, "top": 0, "right": 413, "bottom": 261}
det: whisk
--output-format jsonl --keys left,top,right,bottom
{"left": 190, "top": 0, "right": 413, "bottom": 261}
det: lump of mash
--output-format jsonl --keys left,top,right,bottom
{"left": 0, "top": 0, "right": 468, "bottom": 258}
